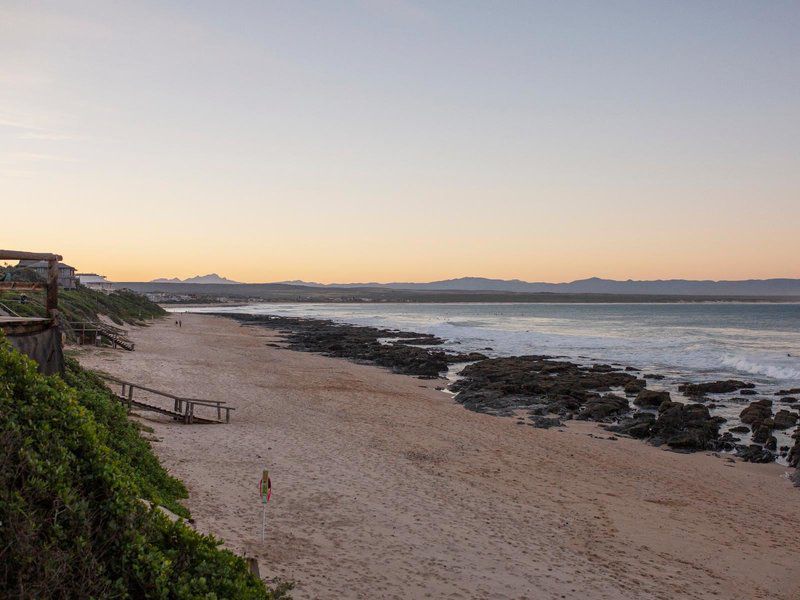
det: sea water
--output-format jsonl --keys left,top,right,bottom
{"left": 188, "top": 302, "right": 800, "bottom": 387}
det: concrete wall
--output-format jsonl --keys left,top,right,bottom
{"left": 7, "top": 327, "right": 64, "bottom": 375}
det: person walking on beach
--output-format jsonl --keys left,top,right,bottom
{"left": 179, "top": 320, "right": 182, "bottom": 328}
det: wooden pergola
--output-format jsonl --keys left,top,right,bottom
{"left": 0, "top": 249, "right": 62, "bottom": 324}
{"left": 1, "top": 249, "right": 65, "bottom": 374}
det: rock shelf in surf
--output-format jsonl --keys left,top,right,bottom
{"left": 229, "top": 314, "right": 486, "bottom": 378}
{"left": 226, "top": 313, "right": 800, "bottom": 468}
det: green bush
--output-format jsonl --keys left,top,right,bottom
{"left": 0, "top": 338, "right": 291, "bottom": 599}
{"left": 62, "top": 359, "right": 190, "bottom": 517}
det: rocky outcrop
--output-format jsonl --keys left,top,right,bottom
{"left": 649, "top": 402, "right": 722, "bottom": 451}
{"left": 578, "top": 395, "right": 630, "bottom": 421}
{"left": 740, "top": 399, "right": 773, "bottom": 427}
{"left": 606, "top": 412, "right": 655, "bottom": 439}
{"left": 737, "top": 445, "right": 775, "bottom": 463}
{"left": 231, "top": 314, "right": 485, "bottom": 378}
{"left": 678, "top": 380, "right": 755, "bottom": 396}
{"left": 788, "top": 430, "right": 800, "bottom": 468}
{"left": 633, "top": 389, "right": 670, "bottom": 409}
{"left": 772, "top": 410, "right": 798, "bottom": 430}
{"left": 450, "top": 356, "right": 643, "bottom": 417}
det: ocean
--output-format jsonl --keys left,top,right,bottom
{"left": 185, "top": 302, "right": 800, "bottom": 386}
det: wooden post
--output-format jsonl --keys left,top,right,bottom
{"left": 46, "top": 258, "right": 59, "bottom": 321}
{"left": 127, "top": 385, "right": 133, "bottom": 412}
{"left": 217, "top": 403, "right": 221, "bottom": 421}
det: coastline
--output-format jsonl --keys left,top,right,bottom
{"left": 75, "top": 314, "right": 800, "bottom": 599}
{"left": 218, "top": 312, "right": 800, "bottom": 466}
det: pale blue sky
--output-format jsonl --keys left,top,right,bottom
{"left": 2, "top": 1, "right": 798, "bottom": 281}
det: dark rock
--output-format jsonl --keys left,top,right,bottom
{"left": 644, "top": 374, "right": 665, "bottom": 380}
{"left": 589, "top": 364, "right": 620, "bottom": 373}
{"left": 578, "top": 394, "right": 630, "bottom": 421}
{"left": 716, "top": 432, "right": 740, "bottom": 451}
{"left": 765, "top": 436, "right": 778, "bottom": 451}
{"left": 624, "top": 379, "right": 647, "bottom": 394}
{"left": 751, "top": 420, "right": 774, "bottom": 444}
{"left": 789, "top": 440, "right": 800, "bottom": 468}
{"left": 446, "top": 352, "right": 489, "bottom": 364}
{"left": 781, "top": 397, "right": 798, "bottom": 404}
{"left": 229, "top": 314, "right": 483, "bottom": 378}
{"left": 740, "top": 389, "right": 758, "bottom": 396}
{"left": 449, "top": 355, "right": 641, "bottom": 417}
{"left": 678, "top": 380, "right": 754, "bottom": 396}
{"left": 634, "top": 389, "right": 671, "bottom": 409}
{"left": 737, "top": 445, "right": 775, "bottom": 463}
{"left": 529, "top": 416, "right": 562, "bottom": 429}
{"left": 606, "top": 412, "right": 656, "bottom": 439}
{"left": 772, "top": 409, "right": 798, "bottom": 430}
{"left": 729, "top": 425, "right": 750, "bottom": 433}
{"left": 650, "top": 402, "right": 721, "bottom": 451}
{"left": 739, "top": 399, "right": 773, "bottom": 427}
{"left": 389, "top": 337, "right": 443, "bottom": 346}
{"left": 777, "top": 388, "right": 800, "bottom": 396}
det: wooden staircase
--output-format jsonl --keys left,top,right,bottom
{"left": 69, "top": 321, "right": 135, "bottom": 350}
{"left": 100, "top": 375, "right": 234, "bottom": 424}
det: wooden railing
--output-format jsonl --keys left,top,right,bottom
{"left": 99, "top": 374, "right": 234, "bottom": 424}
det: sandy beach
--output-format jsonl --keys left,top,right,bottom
{"left": 75, "top": 313, "right": 800, "bottom": 600}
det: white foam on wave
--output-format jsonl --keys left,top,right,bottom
{"left": 719, "top": 354, "right": 800, "bottom": 381}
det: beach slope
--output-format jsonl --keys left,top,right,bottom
{"left": 76, "top": 314, "right": 800, "bottom": 600}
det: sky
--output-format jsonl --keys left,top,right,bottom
{"left": 1, "top": 1, "right": 799, "bottom": 283}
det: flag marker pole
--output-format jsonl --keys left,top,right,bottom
{"left": 260, "top": 468, "right": 270, "bottom": 542}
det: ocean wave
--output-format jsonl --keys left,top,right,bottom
{"left": 720, "top": 354, "right": 800, "bottom": 380}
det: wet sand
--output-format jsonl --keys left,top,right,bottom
{"left": 76, "top": 313, "right": 800, "bottom": 599}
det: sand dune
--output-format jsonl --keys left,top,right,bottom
{"left": 75, "top": 314, "right": 800, "bottom": 600}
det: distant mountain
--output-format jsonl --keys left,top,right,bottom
{"left": 150, "top": 273, "right": 240, "bottom": 284}
{"left": 276, "top": 276, "right": 800, "bottom": 296}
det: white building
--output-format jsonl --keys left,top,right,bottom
{"left": 76, "top": 273, "right": 116, "bottom": 293}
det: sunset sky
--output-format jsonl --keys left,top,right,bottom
{"left": 2, "top": 1, "right": 799, "bottom": 283}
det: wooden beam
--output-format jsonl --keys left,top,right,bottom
{"left": 0, "top": 249, "right": 62, "bottom": 262}
{"left": 46, "top": 258, "right": 59, "bottom": 317}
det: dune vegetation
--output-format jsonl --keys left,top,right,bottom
{"left": 0, "top": 337, "right": 291, "bottom": 598}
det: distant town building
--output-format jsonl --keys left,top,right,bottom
{"left": 16, "top": 260, "right": 77, "bottom": 289}
{"left": 145, "top": 292, "right": 193, "bottom": 303}
{"left": 76, "top": 273, "right": 115, "bottom": 293}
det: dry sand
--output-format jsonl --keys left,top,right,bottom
{"left": 75, "top": 313, "right": 800, "bottom": 600}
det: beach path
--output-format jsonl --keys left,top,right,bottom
{"left": 75, "top": 314, "right": 800, "bottom": 600}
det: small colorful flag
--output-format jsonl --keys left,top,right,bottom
{"left": 259, "top": 470, "right": 271, "bottom": 503}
